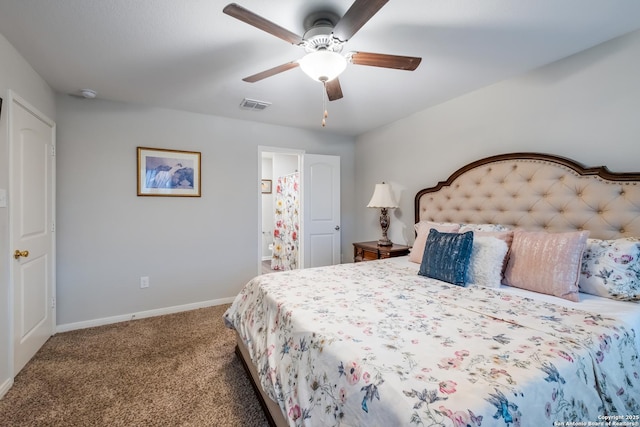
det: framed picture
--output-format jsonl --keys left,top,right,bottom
{"left": 137, "top": 147, "right": 201, "bottom": 197}
{"left": 261, "top": 179, "right": 272, "bottom": 194}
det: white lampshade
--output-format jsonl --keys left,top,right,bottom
{"left": 367, "top": 183, "right": 398, "bottom": 208}
{"left": 299, "top": 51, "right": 347, "bottom": 82}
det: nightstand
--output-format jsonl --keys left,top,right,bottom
{"left": 353, "top": 241, "right": 411, "bottom": 262}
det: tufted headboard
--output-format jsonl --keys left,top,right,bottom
{"left": 415, "top": 153, "right": 640, "bottom": 240}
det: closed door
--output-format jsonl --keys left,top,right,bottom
{"left": 10, "top": 93, "right": 56, "bottom": 375}
{"left": 302, "top": 154, "right": 341, "bottom": 268}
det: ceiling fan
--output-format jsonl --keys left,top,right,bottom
{"left": 223, "top": 0, "right": 422, "bottom": 103}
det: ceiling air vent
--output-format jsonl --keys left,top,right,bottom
{"left": 240, "top": 98, "right": 271, "bottom": 111}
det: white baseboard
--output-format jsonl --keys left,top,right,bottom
{"left": 0, "top": 377, "right": 14, "bottom": 399}
{"left": 55, "top": 297, "right": 236, "bottom": 333}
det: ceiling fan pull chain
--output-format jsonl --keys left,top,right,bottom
{"left": 322, "top": 80, "right": 328, "bottom": 127}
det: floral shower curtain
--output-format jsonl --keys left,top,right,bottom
{"left": 271, "top": 172, "right": 299, "bottom": 270}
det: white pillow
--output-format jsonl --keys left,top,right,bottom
{"left": 467, "top": 236, "right": 509, "bottom": 288}
{"left": 459, "top": 223, "right": 511, "bottom": 233}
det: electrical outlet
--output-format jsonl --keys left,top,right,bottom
{"left": 140, "top": 276, "right": 149, "bottom": 289}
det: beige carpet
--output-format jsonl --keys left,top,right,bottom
{"left": 0, "top": 305, "right": 269, "bottom": 427}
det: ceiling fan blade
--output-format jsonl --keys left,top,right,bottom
{"left": 223, "top": 3, "right": 303, "bottom": 45}
{"left": 350, "top": 52, "right": 422, "bottom": 71}
{"left": 325, "top": 78, "right": 343, "bottom": 101}
{"left": 242, "top": 61, "right": 300, "bottom": 83}
{"left": 332, "top": 0, "right": 389, "bottom": 42}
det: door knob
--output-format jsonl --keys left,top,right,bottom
{"left": 14, "top": 250, "right": 29, "bottom": 260}
{"left": 335, "top": 225, "right": 340, "bottom": 231}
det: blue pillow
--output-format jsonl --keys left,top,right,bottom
{"left": 418, "top": 229, "right": 474, "bottom": 286}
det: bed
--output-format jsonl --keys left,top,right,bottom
{"left": 225, "top": 152, "right": 640, "bottom": 426}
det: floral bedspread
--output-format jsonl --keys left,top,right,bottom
{"left": 224, "top": 260, "right": 640, "bottom": 426}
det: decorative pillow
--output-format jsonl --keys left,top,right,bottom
{"left": 503, "top": 230, "right": 589, "bottom": 302}
{"left": 459, "top": 223, "right": 511, "bottom": 233}
{"left": 414, "top": 221, "right": 460, "bottom": 233}
{"left": 471, "top": 230, "right": 514, "bottom": 278}
{"left": 467, "top": 236, "right": 509, "bottom": 288}
{"left": 468, "top": 230, "right": 513, "bottom": 246}
{"left": 580, "top": 238, "right": 640, "bottom": 301}
{"left": 418, "top": 229, "right": 474, "bottom": 286}
{"left": 409, "top": 221, "right": 461, "bottom": 263}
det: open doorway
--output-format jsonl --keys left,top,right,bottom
{"left": 259, "top": 147, "right": 303, "bottom": 275}
{"left": 258, "top": 147, "right": 342, "bottom": 276}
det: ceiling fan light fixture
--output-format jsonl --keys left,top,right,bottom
{"left": 298, "top": 50, "right": 347, "bottom": 83}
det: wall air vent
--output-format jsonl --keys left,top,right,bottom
{"left": 240, "top": 98, "right": 272, "bottom": 111}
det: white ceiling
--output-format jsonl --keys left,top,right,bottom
{"left": 1, "top": 1, "right": 639, "bottom": 136}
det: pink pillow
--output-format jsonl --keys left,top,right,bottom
{"left": 504, "top": 230, "right": 589, "bottom": 302}
{"left": 409, "top": 221, "right": 460, "bottom": 263}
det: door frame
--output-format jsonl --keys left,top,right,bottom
{"left": 257, "top": 146, "right": 304, "bottom": 275}
{"left": 8, "top": 90, "right": 57, "bottom": 378}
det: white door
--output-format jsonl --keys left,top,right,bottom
{"left": 302, "top": 154, "right": 340, "bottom": 268}
{"left": 10, "top": 93, "right": 56, "bottom": 375}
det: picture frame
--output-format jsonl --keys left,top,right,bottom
{"left": 137, "top": 147, "right": 201, "bottom": 197}
{"left": 261, "top": 179, "right": 272, "bottom": 194}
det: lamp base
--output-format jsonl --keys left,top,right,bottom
{"left": 377, "top": 238, "right": 393, "bottom": 246}
{"left": 377, "top": 207, "right": 392, "bottom": 246}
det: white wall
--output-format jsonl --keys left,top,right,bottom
{"left": 0, "top": 33, "right": 56, "bottom": 395}
{"left": 55, "top": 95, "right": 355, "bottom": 327}
{"left": 355, "top": 29, "right": 640, "bottom": 246}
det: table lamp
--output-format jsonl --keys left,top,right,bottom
{"left": 367, "top": 182, "right": 398, "bottom": 246}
